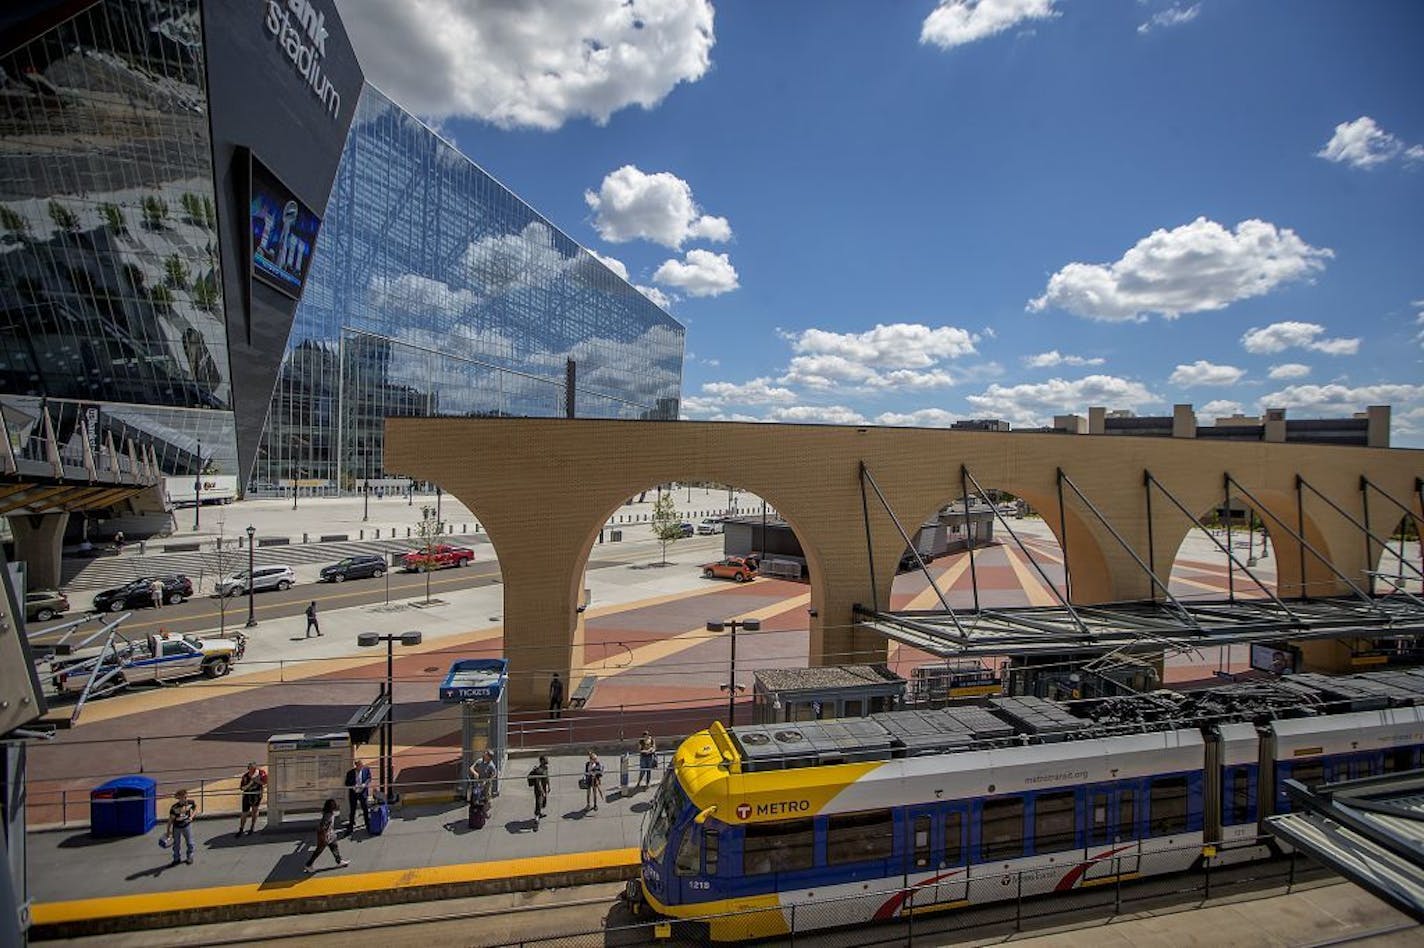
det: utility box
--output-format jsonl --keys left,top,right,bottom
{"left": 89, "top": 775, "right": 157, "bottom": 837}
{"left": 440, "top": 659, "right": 508, "bottom": 799}
{"left": 265, "top": 732, "right": 352, "bottom": 827}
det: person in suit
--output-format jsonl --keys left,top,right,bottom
{"left": 343, "top": 758, "right": 372, "bottom": 837}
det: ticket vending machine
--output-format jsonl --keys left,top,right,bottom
{"left": 439, "top": 659, "right": 508, "bottom": 798}
{"left": 266, "top": 731, "right": 352, "bottom": 827}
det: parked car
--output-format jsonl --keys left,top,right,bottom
{"left": 402, "top": 544, "right": 475, "bottom": 571}
{"left": 677, "top": 522, "right": 695, "bottom": 538}
{"left": 701, "top": 555, "right": 759, "bottom": 583}
{"left": 25, "top": 589, "right": 69, "bottom": 622}
{"left": 92, "top": 575, "right": 193, "bottom": 612}
{"left": 319, "top": 554, "right": 388, "bottom": 583}
{"left": 695, "top": 519, "right": 724, "bottom": 535}
{"left": 53, "top": 630, "right": 245, "bottom": 696}
{"left": 217, "top": 565, "right": 295, "bottom": 597}
{"left": 898, "top": 550, "right": 930, "bottom": 573}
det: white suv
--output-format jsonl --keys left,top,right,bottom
{"left": 695, "top": 519, "right": 724, "bottom": 535}
{"left": 218, "top": 565, "right": 295, "bottom": 597}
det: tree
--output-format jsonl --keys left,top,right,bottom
{"left": 191, "top": 271, "right": 219, "bottom": 310}
{"left": 650, "top": 490, "right": 684, "bottom": 566}
{"left": 200, "top": 517, "right": 241, "bottom": 637}
{"left": 415, "top": 503, "right": 444, "bottom": 604}
{"left": 149, "top": 284, "right": 174, "bottom": 310}
{"left": 141, "top": 194, "right": 168, "bottom": 229}
{"left": 164, "top": 254, "right": 190, "bottom": 289}
{"left": 0, "top": 204, "right": 28, "bottom": 239}
{"left": 100, "top": 203, "right": 126, "bottom": 234}
{"left": 47, "top": 200, "right": 79, "bottom": 232}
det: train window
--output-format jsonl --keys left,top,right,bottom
{"left": 1348, "top": 755, "right": 1379, "bottom": 780}
{"left": 981, "top": 796, "right": 1025, "bottom": 862}
{"left": 675, "top": 828, "right": 699, "bottom": 876}
{"left": 1384, "top": 747, "right": 1417, "bottom": 773}
{"left": 1292, "top": 761, "right": 1323, "bottom": 789}
{"left": 844, "top": 699, "right": 863, "bottom": 718}
{"left": 705, "top": 828, "right": 719, "bottom": 876}
{"left": 1224, "top": 768, "right": 1253, "bottom": 825}
{"left": 1090, "top": 792, "right": 1109, "bottom": 845}
{"left": 912, "top": 816, "right": 931, "bottom": 869}
{"left": 1119, "top": 789, "right": 1136, "bottom": 840}
{"left": 946, "top": 810, "right": 963, "bottom": 866}
{"left": 1034, "top": 791, "right": 1077, "bottom": 853}
{"left": 827, "top": 809, "right": 894, "bottom": 865}
{"left": 1148, "top": 776, "right": 1188, "bottom": 837}
{"left": 743, "top": 818, "right": 815, "bottom": 875}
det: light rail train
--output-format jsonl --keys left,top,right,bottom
{"left": 631, "top": 668, "right": 1424, "bottom": 940}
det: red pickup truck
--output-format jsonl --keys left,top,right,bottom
{"left": 402, "top": 544, "right": 475, "bottom": 571}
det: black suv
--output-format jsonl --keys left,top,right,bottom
{"left": 319, "top": 554, "right": 388, "bottom": 583}
{"left": 92, "top": 575, "right": 194, "bottom": 612}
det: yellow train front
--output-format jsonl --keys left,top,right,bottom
{"left": 634, "top": 685, "right": 1424, "bottom": 942}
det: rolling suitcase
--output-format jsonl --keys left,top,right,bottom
{"left": 468, "top": 801, "right": 487, "bottom": 830}
{"left": 368, "top": 801, "right": 389, "bottom": 836}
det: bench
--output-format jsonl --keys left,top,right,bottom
{"left": 569, "top": 675, "right": 599, "bottom": 709}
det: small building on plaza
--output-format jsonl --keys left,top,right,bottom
{"left": 751, "top": 665, "right": 906, "bottom": 724}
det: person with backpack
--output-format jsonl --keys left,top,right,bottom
{"left": 528, "top": 755, "right": 550, "bottom": 826}
{"left": 582, "top": 751, "right": 604, "bottom": 812}
{"left": 303, "top": 799, "right": 348, "bottom": 873}
{"left": 236, "top": 761, "right": 266, "bottom": 837}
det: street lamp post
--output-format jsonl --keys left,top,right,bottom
{"left": 708, "top": 617, "right": 760, "bottom": 727}
{"left": 244, "top": 525, "right": 257, "bottom": 627}
{"left": 362, "top": 477, "right": 370, "bottom": 522}
{"left": 193, "top": 440, "right": 202, "bottom": 531}
{"left": 357, "top": 630, "right": 422, "bottom": 803}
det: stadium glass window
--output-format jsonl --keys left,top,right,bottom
{"left": 1034, "top": 791, "right": 1077, "bottom": 853}
{"left": 1119, "top": 789, "right": 1137, "bottom": 840}
{"left": 912, "top": 816, "right": 931, "bottom": 869}
{"left": 705, "top": 828, "right": 719, "bottom": 876}
{"left": 743, "top": 818, "right": 815, "bottom": 875}
{"left": 675, "top": 828, "right": 699, "bottom": 876}
{"left": 981, "top": 796, "right": 1025, "bottom": 862}
{"left": 945, "top": 810, "right": 964, "bottom": 866}
{"left": 826, "top": 810, "right": 894, "bottom": 865}
{"left": 1148, "top": 776, "right": 1189, "bottom": 837}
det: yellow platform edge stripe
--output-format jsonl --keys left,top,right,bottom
{"left": 31, "top": 848, "right": 641, "bottom": 926}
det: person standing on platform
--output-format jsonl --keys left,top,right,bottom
{"left": 236, "top": 761, "right": 266, "bottom": 837}
{"left": 470, "top": 750, "right": 498, "bottom": 804}
{"left": 583, "top": 751, "right": 604, "bottom": 812}
{"left": 305, "top": 600, "right": 322, "bottom": 637}
{"left": 303, "top": 798, "right": 348, "bottom": 873}
{"left": 549, "top": 672, "right": 564, "bottom": 718}
{"left": 528, "top": 755, "right": 550, "bottom": 825}
{"left": 636, "top": 731, "right": 657, "bottom": 790}
{"left": 344, "top": 758, "right": 372, "bottom": 837}
{"left": 165, "top": 788, "right": 197, "bottom": 865}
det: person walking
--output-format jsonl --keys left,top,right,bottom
{"left": 583, "top": 751, "right": 604, "bottom": 812}
{"left": 236, "top": 761, "right": 266, "bottom": 837}
{"left": 636, "top": 731, "right": 657, "bottom": 790}
{"left": 549, "top": 672, "right": 564, "bottom": 719}
{"left": 343, "top": 758, "right": 372, "bottom": 837}
{"left": 528, "top": 755, "right": 550, "bottom": 826}
{"left": 303, "top": 799, "right": 349, "bottom": 873}
{"left": 305, "top": 600, "right": 321, "bottom": 637}
{"left": 165, "top": 788, "right": 197, "bottom": 865}
{"left": 150, "top": 577, "right": 164, "bottom": 609}
{"left": 113, "top": 530, "right": 125, "bottom": 552}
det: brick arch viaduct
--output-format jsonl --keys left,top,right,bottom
{"left": 385, "top": 418, "right": 1423, "bottom": 710}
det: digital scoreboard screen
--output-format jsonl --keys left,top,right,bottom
{"left": 249, "top": 156, "right": 321, "bottom": 299}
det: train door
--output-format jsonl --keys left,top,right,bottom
{"left": 903, "top": 803, "right": 968, "bottom": 908}
{"left": 1083, "top": 783, "right": 1139, "bottom": 882}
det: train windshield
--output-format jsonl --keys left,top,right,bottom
{"left": 643, "top": 770, "right": 686, "bottom": 860}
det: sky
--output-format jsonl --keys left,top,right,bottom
{"left": 335, "top": 0, "right": 1424, "bottom": 445}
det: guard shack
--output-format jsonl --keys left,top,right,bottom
{"left": 752, "top": 665, "right": 906, "bottom": 724}
{"left": 265, "top": 732, "right": 352, "bottom": 827}
{"left": 440, "top": 659, "right": 508, "bottom": 799}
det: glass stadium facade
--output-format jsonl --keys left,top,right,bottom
{"left": 0, "top": 0, "right": 683, "bottom": 494}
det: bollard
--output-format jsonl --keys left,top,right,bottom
{"left": 303, "top": 532, "right": 308, "bottom": 543}
{"left": 376, "top": 528, "right": 380, "bottom": 539}
{"left": 620, "top": 752, "right": 630, "bottom": 789}
{"left": 359, "top": 529, "right": 364, "bottom": 540}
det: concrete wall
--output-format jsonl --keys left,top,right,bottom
{"left": 385, "top": 418, "right": 1424, "bottom": 710}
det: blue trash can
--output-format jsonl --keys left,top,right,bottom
{"left": 90, "top": 776, "right": 158, "bottom": 837}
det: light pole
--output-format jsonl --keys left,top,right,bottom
{"left": 192, "top": 440, "right": 202, "bottom": 531}
{"left": 357, "top": 630, "right": 422, "bottom": 803}
{"left": 244, "top": 524, "right": 257, "bottom": 628}
{"left": 362, "top": 477, "right": 370, "bottom": 522}
{"left": 708, "top": 617, "right": 760, "bottom": 727}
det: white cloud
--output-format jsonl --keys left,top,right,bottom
{"left": 1023, "top": 350, "right": 1105, "bottom": 368}
{"left": 1240, "top": 321, "right": 1359, "bottom": 355}
{"left": 700, "top": 378, "right": 797, "bottom": 406}
{"left": 1138, "top": 3, "right": 1200, "bottom": 34}
{"left": 461, "top": 220, "right": 571, "bottom": 294}
{"left": 874, "top": 408, "right": 962, "bottom": 427}
{"left": 787, "top": 323, "right": 978, "bottom": 367}
{"left": 367, "top": 272, "right": 481, "bottom": 315}
{"left": 1201, "top": 400, "right": 1245, "bottom": 418}
{"left": 652, "top": 249, "right": 739, "bottom": 297}
{"left": 1029, "top": 217, "right": 1332, "bottom": 321}
{"left": 1170, "top": 360, "right": 1245, "bottom": 387}
{"left": 585, "top": 165, "right": 730, "bottom": 248}
{"left": 1267, "top": 363, "right": 1311, "bottom": 380}
{"left": 920, "top": 0, "right": 1058, "bottom": 50}
{"left": 965, "top": 375, "right": 1160, "bottom": 427}
{"left": 781, "top": 356, "right": 958, "bottom": 390}
{"left": 1316, "top": 116, "right": 1421, "bottom": 170}
{"left": 1258, "top": 383, "right": 1424, "bottom": 417}
{"left": 635, "top": 284, "right": 673, "bottom": 309}
{"left": 337, "top": 0, "right": 714, "bottom": 130}
{"left": 587, "top": 250, "right": 629, "bottom": 281}
{"left": 765, "top": 405, "right": 868, "bottom": 425}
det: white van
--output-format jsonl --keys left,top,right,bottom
{"left": 217, "top": 565, "right": 295, "bottom": 597}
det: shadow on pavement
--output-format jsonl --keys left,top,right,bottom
{"left": 257, "top": 842, "right": 316, "bottom": 890}
{"left": 504, "top": 817, "right": 539, "bottom": 834}
{"left": 57, "top": 831, "right": 125, "bottom": 849}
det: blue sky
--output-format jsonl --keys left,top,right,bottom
{"left": 339, "top": 0, "right": 1424, "bottom": 444}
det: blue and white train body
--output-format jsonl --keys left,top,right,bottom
{"left": 636, "top": 671, "right": 1424, "bottom": 940}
